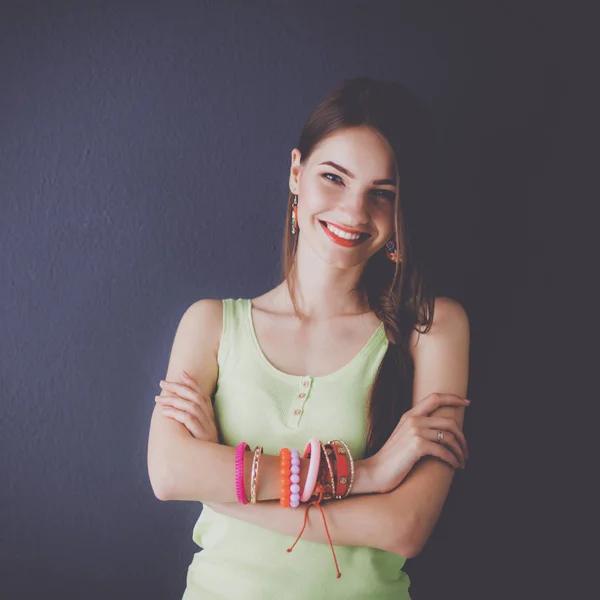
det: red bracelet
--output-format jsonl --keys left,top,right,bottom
{"left": 329, "top": 439, "right": 354, "bottom": 499}
{"left": 319, "top": 442, "right": 336, "bottom": 501}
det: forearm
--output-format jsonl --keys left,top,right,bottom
{"left": 161, "top": 436, "right": 374, "bottom": 502}
{"left": 205, "top": 489, "right": 408, "bottom": 556}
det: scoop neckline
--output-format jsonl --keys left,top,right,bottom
{"left": 245, "top": 298, "right": 387, "bottom": 382}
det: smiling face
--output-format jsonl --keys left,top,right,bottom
{"left": 289, "top": 125, "right": 397, "bottom": 269}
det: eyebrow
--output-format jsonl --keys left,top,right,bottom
{"left": 318, "top": 160, "right": 396, "bottom": 186}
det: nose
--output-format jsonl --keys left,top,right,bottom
{"left": 337, "top": 190, "right": 371, "bottom": 227}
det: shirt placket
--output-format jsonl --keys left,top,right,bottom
{"left": 290, "top": 375, "right": 313, "bottom": 426}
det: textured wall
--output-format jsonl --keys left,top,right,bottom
{"left": 0, "top": 1, "right": 580, "bottom": 599}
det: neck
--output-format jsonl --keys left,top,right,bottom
{"left": 278, "top": 238, "right": 371, "bottom": 320}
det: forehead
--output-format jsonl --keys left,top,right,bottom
{"left": 309, "top": 127, "right": 396, "bottom": 176}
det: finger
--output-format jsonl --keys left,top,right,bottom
{"left": 156, "top": 395, "right": 217, "bottom": 439}
{"left": 159, "top": 379, "right": 211, "bottom": 409}
{"left": 160, "top": 378, "right": 213, "bottom": 412}
{"left": 159, "top": 378, "right": 194, "bottom": 399}
{"left": 413, "top": 392, "right": 470, "bottom": 417}
{"left": 155, "top": 395, "right": 204, "bottom": 421}
{"left": 178, "top": 386, "right": 216, "bottom": 423}
{"left": 159, "top": 406, "right": 203, "bottom": 438}
{"left": 425, "top": 416, "right": 468, "bottom": 459}
{"left": 193, "top": 391, "right": 216, "bottom": 421}
{"left": 424, "top": 429, "right": 465, "bottom": 466}
{"left": 422, "top": 440, "right": 463, "bottom": 470}
{"left": 181, "top": 370, "right": 202, "bottom": 393}
{"left": 179, "top": 372, "right": 215, "bottom": 420}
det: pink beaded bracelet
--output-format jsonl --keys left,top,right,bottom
{"left": 235, "top": 441, "right": 250, "bottom": 504}
{"left": 289, "top": 448, "right": 301, "bottom": 507}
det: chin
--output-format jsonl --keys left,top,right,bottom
{"left": 320, "top": 247, "right": 376, "bottom": 269}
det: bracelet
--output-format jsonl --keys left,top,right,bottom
{"left": 279, "top": 447, "right": 291, "bottom": 507}
{"left": 300, "top": 439, "right": 321, "bottom": 502}
{"left": 235, "top": 441, "right": 250, "bottom": 504}
{"left": 286, "top": 449, "right": 343, "bottom": 580}
{"left": 312, "top": 450, "right": 333, "bottom": 501}
{"left": 328, "top": 440, "right": 349, "bottom": 499}
{"left": 329, "top": 439, "right": 354, "bottom": 499}
{"left": 319, "top": 442, "right": 336, "bottom": 501}
{"left": 250, "top": 445, "right": 263, "bottom": 504}
{"left": 289, "top": 448, "right": 301, "bottom": 507}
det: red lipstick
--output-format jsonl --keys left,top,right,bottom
{"left": 319, "top": 220, "right": 370, "bottom": 248}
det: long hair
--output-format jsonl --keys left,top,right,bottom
{"left": 279, "top": 77, "right": 437, "bottom": 458}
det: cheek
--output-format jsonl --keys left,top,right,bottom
{"left": 298, "top": 187, "right": 333, "bottom": 219}
{"left": 380, "top": 204, "right": 396, "bottom": 225}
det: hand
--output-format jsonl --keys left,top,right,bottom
{"left": 155, "top": 370, "right": 219, "bottom": 443}
{"left": 367, "top": 392, "right": 471, "bottom": 493}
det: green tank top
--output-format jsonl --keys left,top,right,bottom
{"left": 182, "top": 298, "right": 412, "bottom": 600}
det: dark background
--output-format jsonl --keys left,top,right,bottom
{"left": 1, "top": 1, "right": 592, "bottom": 598}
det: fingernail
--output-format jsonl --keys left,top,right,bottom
{"left": 159, "top": 380, "right": 165, "bottom": 386}
{"left": 463, "top": 399, "right": 471, "bottom": 404}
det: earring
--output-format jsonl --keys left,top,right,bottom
{"left": 385, "top": 239, "right": 401, "bottom": 262}
{"left": 291, "top": 194, "right": 298, "bottom": 234}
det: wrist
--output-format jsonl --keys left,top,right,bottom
{"left": 350, "top": 457, "right": 382, "bottom": 495}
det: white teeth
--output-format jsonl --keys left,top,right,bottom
{"left": 325, "top": 222, "right": 362, "bottom": 240}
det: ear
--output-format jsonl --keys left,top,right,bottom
{"left": 288, "top": 148, "right": 302, "bottom": 194}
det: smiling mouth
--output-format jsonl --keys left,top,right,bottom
{"left": 319, "top": 220, "right": 371, "bottom": 246}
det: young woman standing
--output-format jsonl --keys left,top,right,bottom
{"left": 148, "top": 76, "right": 471, "bottom": 599}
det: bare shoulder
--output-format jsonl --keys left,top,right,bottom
{"left": 429, "top": 296, "right": 469, "bottom": 330}
{"left": 408, "top": 295, "right": 470, "bottom": 412}
{"left": 164, "top": 298, "right": 224, "bottom": 398}
{"left": 182, "top": 298, "right": 224, "bottom": 353}
{"left": 410, "top": 296, "right": 470, "bottom": 354}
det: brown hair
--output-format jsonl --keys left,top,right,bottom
{"left": 279, "top": 76, "right": 437, "bottom": 458}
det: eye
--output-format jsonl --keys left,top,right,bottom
{"left": 374, "top": 190, "right": 396, "bottom": 201}
{"left": 322, "top": 172, "right": 342, "bottom": 184}
{"left": 321, "top": 173, "right": 395, "bottom": 200}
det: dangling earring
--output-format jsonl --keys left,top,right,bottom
{"left": 291, "top": 194, "right": 298, "bottom": 234}
{"left": 385, "top": 239, "right": 401, "bottom": 262}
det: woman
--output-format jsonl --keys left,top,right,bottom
{"left": 148, "top": 76, "right": 471, "bottom": 599}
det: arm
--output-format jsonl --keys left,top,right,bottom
{"left": 160, "top": 437, "right": 374, "bottom": 502}
{"left": 149, "top": 300, "right": 375, "bottom": 502}
{"left": 387, "top": 296, "right": 470, "bottom": 558}
{"left": 201, "top": 298, "right": 469, "bottom": 557}
{"left": 204, "top": 487, "right": 408, "bottom": 556}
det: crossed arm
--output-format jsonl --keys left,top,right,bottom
{"left": 205, "top": 297, "right": 470, "bottom": 559}
{"left": 204, "top": 488, "right": 412, "bottom": 557}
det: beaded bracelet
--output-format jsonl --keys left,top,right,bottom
{"left": 250, "top": 445, "right": 263, "bottom": 504}
{"left": 279, "top": 447, "right": 291, "bottom": 507}
{"left": 289, "top": 448, "right": 301, "bottom": 507}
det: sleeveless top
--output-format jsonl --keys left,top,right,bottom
{"left": 181, "top": 298, "right": 412, "bottom": 600}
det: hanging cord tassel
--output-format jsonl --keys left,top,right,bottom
{"left": 286, "top": 485, "right": 342, "bottom": 578}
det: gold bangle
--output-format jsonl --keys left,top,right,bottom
{"left": 250, "top": 445, "right": 263, "bottom": 504}
{"left": 319, "top": 442, "right": 336, "bottom": 501}
{"left": 329, "top": 439, "right": 354, "bottom": 499}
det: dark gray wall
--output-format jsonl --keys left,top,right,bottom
{"left": 1, "top": 1, "right": 589, "bottom": 599}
